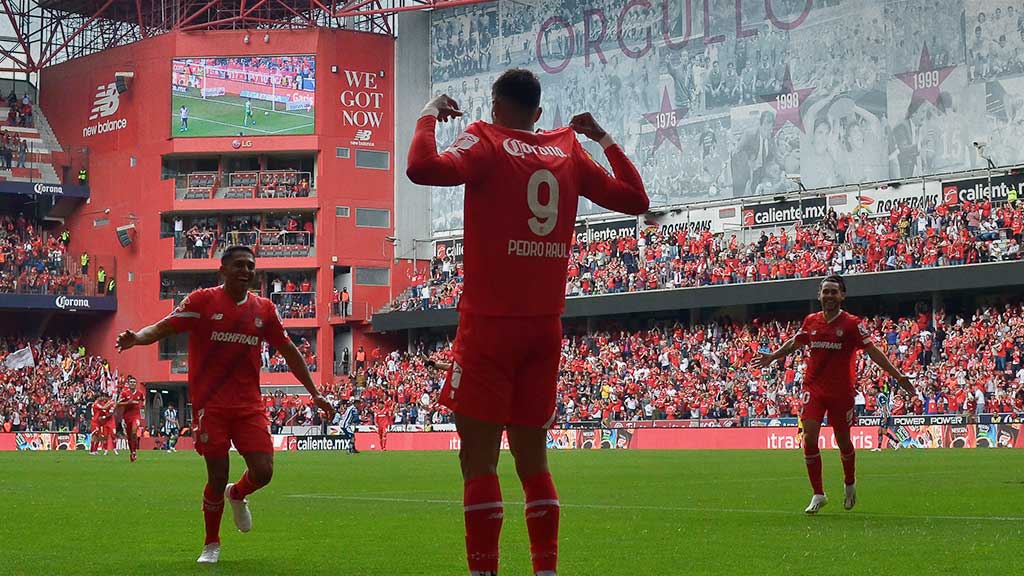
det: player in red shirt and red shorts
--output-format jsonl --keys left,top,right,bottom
{"left": 117, "top": 376, "right": 145, "bottom": 462}
{"left": 89, "top": 395, "right": 114, "bottom": 455}
{"left": 758, "top": 275, "right": 915, "bottom": 514}
{"left": 374, "top": 399, "right": 394, "bottom": 451}
{"left": 116, "top": 246, "right": 334, "bottom": 564}
{"left": 407, "top": 69, "right": 649, "bottom": 576}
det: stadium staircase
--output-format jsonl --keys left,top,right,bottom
{"left": 0, "top": 105, "right": 64, "bottom": 185}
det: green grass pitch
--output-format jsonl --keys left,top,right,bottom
{"left": 2, "top": 448, "right": 1022, "bottom": 575}
{"left": 171, "top": 87, "right": 314, "bottom": 138}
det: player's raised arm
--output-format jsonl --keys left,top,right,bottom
{"left": 406, "top": 94, "right": 485, "bottom": 187}
{"left": 570, "top": 112, "right": 649, "bottom": 215}
{"left": 864, "top": 342, "right": 915, "bottom": 394}
{"left": 116, "top": 290, "right": 206, "bottom": 351}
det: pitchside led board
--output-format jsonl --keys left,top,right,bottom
{"left": 171, "top": 55, "right": 316, "bottom": 138}
{"left": 428, "top": 0, "right": 1024, "bottom": 233}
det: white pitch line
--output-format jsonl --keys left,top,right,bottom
{"left": 285, "top": 493, "right": 1024, "bottom": 523}
{"left": 169, "top": 113, "right": 311, "bottom": 136}
{"left": 175, "top": 92, "right": 314, "bottom": 118}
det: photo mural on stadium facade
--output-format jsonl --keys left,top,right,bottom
{"left": 427, "top": 0, "right": 1015, "bottom": 234}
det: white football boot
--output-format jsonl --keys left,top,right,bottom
{"left": 196, "top": 542, "right": 220, "bottom": 564}
{"left": 804, "top": 494, "right": 828, "bottom": 514}
{"left": 225, "top": 483, "right": 252, "bottom": 532}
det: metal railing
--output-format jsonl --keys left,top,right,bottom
{"left": 271, "top": 291, "right": 316, "bottom": 319}
{"left": 0, "top": 252, "right": 116, "bottom": 297}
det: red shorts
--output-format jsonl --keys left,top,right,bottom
{"left": 441, "top": 313, "right": 562, "bottom": 428}
{"left": 375, "top": 418, "right": 392, "bottom": 433}
{"left": 122, "top": 413, "right": 141, "bottom": 433}
{"left": 193, "top": 407, "right": 272, "bottom": 457}
{"left": 800, "top": 393, "right": 855, "bottom": 433}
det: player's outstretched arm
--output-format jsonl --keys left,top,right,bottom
{"left": 279, "top": 339, "right": 335, "bottom": 418}
{"left": 865, "top": 343, "right": 915, "bottom": 394}
{"left": 116, "top": 318, "right": 178, "bottom": 352}
{"left": 756, "top": 337, "right": 803, "bottom": 369}
{"left": 571, "top": 112, "right": 649, "bottom": 215}
{"left": 406, "top": 94, "right": 470, "bottom": 187}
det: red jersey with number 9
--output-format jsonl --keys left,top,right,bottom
{"left": 794, "top": 310, "right": 873, "bottom": 398}
{"left": 407, "top": 116, "right": 648, "bottom": 317}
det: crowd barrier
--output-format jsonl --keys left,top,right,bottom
{"left": 4, "top": 419, "right": 1020, "bottom": 452}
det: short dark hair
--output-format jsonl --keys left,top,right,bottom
{"left": 821, "top": 274, "right": 847, "bottom": 293}
{"left": 492, "top": 69, "right": 541, "bottom": 111}
{"left": 221, "top": 245, "right": 255, "bottom": 265}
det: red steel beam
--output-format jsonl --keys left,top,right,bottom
{"left": 0, "top": 0, "right": 37, "bottom": 69}
{"left": 36, "top": 0, "right": 116, "bottom": 69}
{"left": 174, "top": 0, "right": 225, "bottom": 30}
{"left": 337, "top": 0, "right": 492, "bottom": 18}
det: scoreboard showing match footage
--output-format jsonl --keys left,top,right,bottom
{"left": 171, "top": 55, "right": 316, "bottom": 138}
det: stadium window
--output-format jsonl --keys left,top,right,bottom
{"left": 336, "top": 147, "right": 350, "bottom": 159}
{"left": 93, "top": 217, "right": 109, "bottom": 228}
{"left": 336, "top": 206, "right": 350, "bottom": 218}
{"left": 355, "top": 208, "right": 390, "bottom": 228}
{"left": 355, "top": 267, "right": 389, "bottom": 286}
{"left": 354, "top": 149, "right": 389, "bottom": 170}
{"left": 130, "top": 156, "right": 137, "bottom": 167}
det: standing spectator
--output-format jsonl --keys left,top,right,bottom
{"left": 80, "top": 252, "right": 89, "bottom": 276}
{"left": 97, "top": 266, "right": 107, "bottom": 295}
{"left": 17, "top": 138, "right": 26, "bottom": 168}
{"left": 355, "top": 346, "right": 366, "bottom": 372}
{"left": 331, "top": 287, "right": 340, "bottom": 316}
{"left": 340, "top": 287, "right": 350, "bottom": 317}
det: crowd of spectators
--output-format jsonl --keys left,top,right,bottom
{"left": 260, "top": 335, "right": 318, "bottom": 374}
{"left": 0, "top": 336, "right": 115, "bottom": 433}
{"left": 389, "top": 198, "right": 1024, "bottom": 312}
{"left": 0, "top": 213, "right": 98, "bottom": 296}
{"left": 0, "top": 129, "right": 29, "bottom": 170}
{"left": 176, "top": 212, "right": 315, "bottom": 259}
{"left": 340, "top": 301, "right": 1024, "bottom": 428}
{"left": 5, "top": 90, "right": 33, "bottom": 128}
{"left": 6, "top": 299, "right": 1024, "bottom": 433}
{"left": 268, "top": 273, "right": 315, "bottom": 319}
{"left": 256, "top": 172, "right": 311, "bottom": 198}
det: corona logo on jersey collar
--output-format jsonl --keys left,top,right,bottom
{"left": 502, "top": 138, "right": 567, "bottom": 159}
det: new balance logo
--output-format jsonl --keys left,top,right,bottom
{"left": 211, "top": 313, "right": 224, "bottom": 320}
{"left": 354, "top": 129, "right": 372, "bottom": 141}
{"left": 89, "top": 83, "right": 120, "bottom": 120}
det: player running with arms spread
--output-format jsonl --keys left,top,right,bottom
{"left": 407, "top": 69, "right": 649, "bottom": 576}
{"left": 757, "top": 275, "right": 915, "bottom": 514}
{"left": 115, "top": 245, "right": 334, "bottom": 563}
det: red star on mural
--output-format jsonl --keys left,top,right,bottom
{"left": 896, "top": 44, "right": 956, "bottom": 108}
{"left": 642, "top": 88, "right": 686, "bottom": 152}
{"left": 759, "top": 66, "right": 816, "bottom": 135}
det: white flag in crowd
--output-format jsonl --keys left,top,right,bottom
{"left": 4, "top": 346, "right": 35, "bottom": 370}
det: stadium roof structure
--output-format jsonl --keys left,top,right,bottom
{"left": 0, "top": 0, "right": 491, "bottom": 75}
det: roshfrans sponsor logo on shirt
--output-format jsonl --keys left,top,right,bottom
{"left": 502, "top": 138, "right": 568, "bottom": 159}
{"left": 210, "top": 331, "right": 259, "bottom": 346}
{"left": 941, "top": 174, "right": 1022, "bottom": 205}
{"left": 55, "top": 296, "right": 90, "bottom": 310}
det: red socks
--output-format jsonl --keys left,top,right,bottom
{"left": 522, "top": 472, "right": 560, "bottom": 575}
{"left": 803, "top": 444, "right": 824, "bottom": 495}
{"left": 840, "top": 448, "right": 856, "bottom": 486}
{"left": 202, "top": 484, "right": 224, "bottom": 545}
{"left": 229, "top": 470, "right": 266, "bottom": 501}
{"left": 463, "top": 474, "right": 503, "bottom": 574}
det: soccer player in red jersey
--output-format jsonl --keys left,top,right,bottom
{"left": 89, "top": 395, "right": 114, "bottom": 455}
{"left": 117, "top": 375, "right": 145, "bottom": 462}
{"left": 374, "top": 398, "right": 394, "bottom": 451}
{"left": 757, "top": 275, "right": 915, "bottom": 514}
{"left": 407, "top": 69, "right": 649, "bottom": 576}
{"left": 115, "top": 246, "right": 334, "bottom": 564}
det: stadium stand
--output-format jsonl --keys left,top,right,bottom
{"left": 386, "top": 198, "right": 1024, "bottom": 311}
{"left": 338, "top": 301, "right": 1024, "bottom": 428}
{"left": 0, "top": 92, "right": 65, "bottom": 186}
{"left": 0, "top": 213, "right": 107, "bottom": 296}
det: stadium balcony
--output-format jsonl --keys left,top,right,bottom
{"left": 328, "top": 300, "right": 369, "bottom": 324}
{"left": 174, "top": 170, "right": 313, "bottom": 201}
